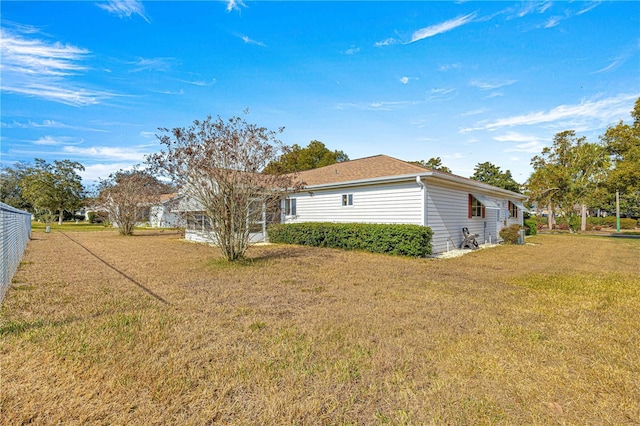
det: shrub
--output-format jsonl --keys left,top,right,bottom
{"left": 524, "top": 219, "right": 537, "bottom": 236}
{"left": 621, "top": 218, "right": 637, "bottom": 230}
{"left": 499, "top": 224, "right": 523, "bottom": 244}
{"left": 267, "top": 222, "right": 433, "bottom": 257}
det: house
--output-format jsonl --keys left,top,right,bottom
{"left": 281, "top": 155, "right": 527, "bottom": 253}
{"left": 150, "top": 193, "right": 183, "bottom": 228}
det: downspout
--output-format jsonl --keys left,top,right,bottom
{"left": 416, "top": 176, "right": 426, "bottom": 226}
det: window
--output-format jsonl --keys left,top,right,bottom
{"left": 341, "top": 194, "right": 353, "bottom": 206}
{"left": 284, "top": 198, "right": 296, "bottom": 216}
{"left": 509, "top": 201, "right": 518, "bottom": 218}
{"left": 468, "top": 194, "right": 485, "bottom": 218}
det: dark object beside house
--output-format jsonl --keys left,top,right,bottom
{"left": 461, "top": 227, "right": 479, "bottom": 250}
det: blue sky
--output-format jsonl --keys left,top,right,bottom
{"left": 1, "top": 1, "right": 639, "bottom": 184}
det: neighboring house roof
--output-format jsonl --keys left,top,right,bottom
{"left": 294, "top": 154, "right": 526, "bottom": 200}
{"left": 159, "top": 192, "right": 181, "bottom": 203}
{"left": 295, "top": 155, "right": 429, "bottom": 185}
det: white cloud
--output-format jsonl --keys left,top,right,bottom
{"left": 226, "top": 0, "right": 246, "bottom": 12}
{"left": 409, "top": 12, "right": 477, "bottom": 43}
{"left": 342, "top": 46, "right": 360, "bottom": 55}
{"left": 438, "top": 63, "right": 461, "bottom": 72}
{"left": 63, "top": 145, "right": 150, "bottom": 161}
{"left": 478, "top": 94, "right": 638, "bottom": 131}
{"left": 240, "top": 35, "right": 266, "bottom": 47}
{"left": 140, "top": 131, "right": 157, "bottom": 139}
{"left": 128, "top": 57, "right": 174, "bottom": 72}
{"left": 427, "top": 87, "right": 457, "bottom": 101}
{"left": 576, "top": 1, "right": 601, "bottom": 16}
{"left": 0, "top": 24, "right": 115, "bottom": 106}
{"left": 374, "top": 38, "right": 397, "bottom": 47}
{"left": 96, "top": 0, "right": 150, "bottom": 23}
{"left": 493, "top": 131, "right": 548, "bottom": 153}
{"left": 400, "top": 76, "right": 410, "bottom": 84}
{"left": 335, "top": 100, "right": 419, "bottom": 111}
{"left": 592, "top": 56, "right": 625, "bottom": 74}
{"left": 33, "top": 135, "right": 83, "bottom": 146}
{"left": 80, "top": 162, "right": 137, "bottom": 182}
{"left": 470, "top": 79, "right": 517, "bottom": 90}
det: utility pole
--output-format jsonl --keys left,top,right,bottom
{"left": 616, "top": 190, "right": 620, "bottom": 233}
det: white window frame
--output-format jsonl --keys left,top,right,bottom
{"left": 341, "top": 194, "right": 353, "bottom": 207}
{"left": 284, "top": 197, "right": 296, "bottom": 216}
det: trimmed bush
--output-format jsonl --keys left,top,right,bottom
{"left": 524, "top": 219, "right": 537, "bottom": 236}
{"left": 267, "top": 222, "right": 433, "bottom": 257}
{"left": 499, "top": 224, "right": 523, "bottom": 244}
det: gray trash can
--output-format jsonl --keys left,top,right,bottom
{"left": 517, "top": 229, "right": 525, "bottom": 245}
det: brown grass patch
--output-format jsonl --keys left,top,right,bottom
{"left": 2, "top": 230, "right": 639, "bottom": 424}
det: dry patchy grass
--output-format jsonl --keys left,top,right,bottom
{"left": 1, "top": 230, "right": 639, "bottom": 424}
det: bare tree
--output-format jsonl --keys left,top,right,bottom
{"left": 97, "top": 168, "right": 172, "bottom": 236}
{"left": 147, "top": 113, "right": 302, "bottom": 261}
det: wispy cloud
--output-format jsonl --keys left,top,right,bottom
{"left": 127, "top": 57, "right": 174, "bottom": 72}
{"left": 33, "top": 135, "right": 83, "bottom": 146}
{"left": 335, "top": 100, "right": 419, "bottom": 111}
{"left": 2, "top": 119, "right": 109, "bottom": 132}
{"left": 178, "top": 78, "right": 216, "bottom": 87}
{"left": 408, "top": 12, "right": 477, "bottom": 43}
{"left": 239, "top": 35, "right": 266, "bottom": 47}
{"left": 509, "top": 1, "right": 553, "bottom": 19}
{"left": 374, "top": 37, "right": 398, "bottom": 47}
{"left": 0, "top": 24, "right": 115, "bottom": 106}
{"left": 342, "top": 46, "right": 360, "bottom": 55}
{"left": 463, "top": 94, "right": 639, "bottom": 132}
{"left": 493, "top": 131, "right": 547, "bottom": 153}
{"left": 81, "top": 162, "right": 138, "bottom": 182}
{"left": 399, "top": 76, "right": 410, "bottom": 84}
{"left": 63, "top": 145, "right": 151, "bottom": 161}
{"left": 427, "top": 87, "right": 457, "bottom": 101}
{"left": 438, "top": 63, "right": 461, "bottom": 72}
{"left": 576, "top": 1, "right": 601, "bottom": 16}
{"left": 592, "top": 56, "right": 625, "bottom": 74}
{"left": 96, "top": 0, "right": 150, "bottom": 23}
{"left": 226, "top": 0, "right": 246, "bottom": 12}
{"left": 470, "top": 79, "right": 517, "bottom": 90}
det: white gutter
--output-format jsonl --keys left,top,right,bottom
{"left": 416, "top": 176, "right": 426, "bottom": 226}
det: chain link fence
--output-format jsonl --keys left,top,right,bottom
{"left": 1, "top": 202, "right": 32, "bottom": 303}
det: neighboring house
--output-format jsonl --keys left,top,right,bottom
{"left": 281, "top": 155, "right": 527, "bottom": 254}
{"left": 150, "top": 193, "right": 183, "bottom": 228}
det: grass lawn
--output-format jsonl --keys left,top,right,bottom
{"left": 1, "top": 231, "right": 639, "bottom": 424}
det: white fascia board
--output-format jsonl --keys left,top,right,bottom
{"left": 301, "top": 172, "right": 434, "bottom": 191}
{"left": 426, "top": 172, "right": 526, "bottom": 199}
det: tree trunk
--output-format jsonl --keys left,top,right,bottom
{"left": 58, "top": 210, "right": 64, "bottom": 225}
{"left": 547, "top": 204, "right": 553, "bottom": 230}
{"left": 581, "top": 204, "right": 587, "bottom": 231}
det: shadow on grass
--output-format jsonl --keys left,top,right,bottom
{"left": 57, "top": 231, "right": 170, "bottom": 305}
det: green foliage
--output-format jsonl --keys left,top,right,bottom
{"left": 587, "top": 217, "right": 637, "bottom": 229}
{"left": 528, "top": 130, "right": 610, "bottom": 229}
{"left": 19, "top": 159, "right": 85, "bottom": 225}
{"left": 523, "top": 219, "right": 538, "bottom": 236}
{"left": 0, "top": 162, "right": 32, "bottom": 210}
{"left": 268, "top": 222, "right": 433, "bottom": 257}
{"left": 471, "top": 162, "right": 521, "bottom": 193}
{"left": 600, "top": 98, "right": 640, "bottom": 217}
{"left": 499, "top": 224, "right": 523, "bottom": 244}
{"left": 409, "top": 157, "right": 451, "bottom": 173}
{"left": 263, "top": 140, "right": 349, "bottom": 174}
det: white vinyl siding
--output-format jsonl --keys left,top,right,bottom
{"left": 285, "top": 182, "right": 423, "bottom": 225}
{"left": 425, "top": 181, "right": 503, "bottom": 253}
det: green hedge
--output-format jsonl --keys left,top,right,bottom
{"left": 523, "top": 219, "right": 538, "bottom": 236}
{"left": 267, "top": 222, "right": 433, "bottom": 257}
{"left": 499, "top": 224, "right": 523, "bottom": 244}
{"left": 587, "top": 216, "right": 638, "bottom": 229}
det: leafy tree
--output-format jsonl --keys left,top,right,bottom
{"left": 471, "top": 162, "right": 521, "bottom": 193}
{"left": 19, "top": 159, "right": 85, "bottom": 225}
{"left": 600, "top": 97, "right": 640, "bottom": 217}
{"left": 410, "top": 157, "right": 452, "bottom": 173}
{"left": 263, "top": 140, "right": 348, "bottom": 174}
{"left": 527, "top": 131, "right": 610, "bottom": 231}
{"left": 147, "top": 113, "right": 303, "bottom": 262}
{"left": 97, "top": 168, "right": 172, "bottom": 236}
{"left": 0, "top": 162, "right": 32, "bottom": 210}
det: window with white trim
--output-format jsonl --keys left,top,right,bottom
{"left": 468, "top": 194, "right": 485, "bottom": 218}
{"left": 509, "top": 201, "right": 518, "bottom": 218}
{"left": 284, "top": 198, "right": 296, "bottom": 216}
{"left": 341, "top": 194, "right": 353, "bottom": 206}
